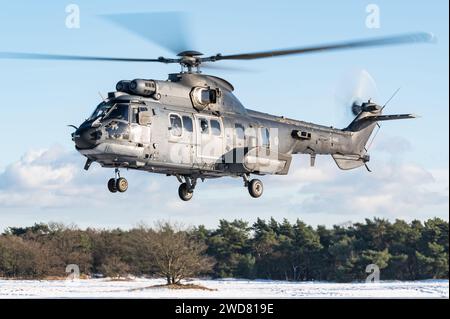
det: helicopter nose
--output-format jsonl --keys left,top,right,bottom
{"left": 72, "top": 126, "right": 102, "bottom": 150}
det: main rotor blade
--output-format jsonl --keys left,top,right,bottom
{"left": 101, "top": 12, "right": 194, "bottom": 55}
{"left": 209, "top": 32, "right": 435, "bottom": 61}
{"left": 0, "top": 52, "right": 177, "bottom": 63}
{"left": 202, "top": 63, "right": 256, "bottom": 73}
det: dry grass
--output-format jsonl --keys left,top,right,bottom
{"left": 42, "top": 276, "right": 68, "bottom": 280}
{"left": 42, "top": 274, "right": 91, "bottom": 280}
{"left": 106, "top": 277, "right": 134, "bottom": 282}
{"left": 129, "top": 282, "right": 216, "bottom": 292}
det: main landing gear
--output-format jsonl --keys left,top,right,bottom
{"left": 177, "top": 176, "right": 197, "bottom": 201}
{"left": 243, "top": 174, "right": 264, "bottom": 198}
{"left": 174, "top": 174, "right": 264, "bottom": 201}
{"left": 108, "top": 168, "right": 128, "bottom": 193}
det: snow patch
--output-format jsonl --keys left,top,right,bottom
{"left": 0, "top": 278, "right": 447, "bottom": 299}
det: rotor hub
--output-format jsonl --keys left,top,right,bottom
{"left": 177, "top": 50, "right": 203, "bottom": 57}
{"left": 352, "top": 100, "right": 381, "bottom": 115}
{"left": 177, "top": 51, "right": 204, "bottom": 71}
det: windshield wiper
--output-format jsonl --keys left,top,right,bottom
{"left": 101, "top": 103, "right": 118, "bottom": 120}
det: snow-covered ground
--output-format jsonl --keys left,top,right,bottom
{"left": 0, "top": 278, "right": 448, "bottom": 298}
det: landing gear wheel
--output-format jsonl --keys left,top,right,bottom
{"left": 248, "top": 179, "right": 263, "bottom": 198}
{"left": 178, "top": 183, "right": 194, "bottom": 201}
{"left": 116, "top": 177, "right": 128, "bottom": 193}
{"left": 107, "top": 178, "right": 117, "bottom": 193}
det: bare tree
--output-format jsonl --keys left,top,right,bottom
{"left": 0, "top": 236, "right": 50, "bottom": 278}
{"left": 146, "top": 222, "right": 214, "bottom": 285}
{"left": 99, "top": 256, "right": 130, "bottom": 279}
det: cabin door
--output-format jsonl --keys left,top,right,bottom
{"left": 194, "top": 115, "right": 224, "bottom": 165}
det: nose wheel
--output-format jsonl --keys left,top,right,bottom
{"left": 107, "top": 169, "right": 128, "bottom": 193}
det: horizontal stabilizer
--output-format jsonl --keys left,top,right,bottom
{"left": 346, "top": 113, "right": 417, "bottom": 131}
{"left": 366, "top": 114, "right": 418, "bottom": 122}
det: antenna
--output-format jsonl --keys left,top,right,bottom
{"left": 381, "top": 87, "right": 401, "bottom": 111}
{"left": 365, "top": 123, "right": 381, "bottom": 152}
{"left": 98, "top": 91, "right": 106, "bottom": 102}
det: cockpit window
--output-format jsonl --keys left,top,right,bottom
{"left": 104, "top": 104, "right": 129, "bottom": 121}
{"left": 89, "top": 101, "right": 113, "bottom": 121}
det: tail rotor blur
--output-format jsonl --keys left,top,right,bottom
{"left": 334, "top": 69, "right": 379, "bottom": 127}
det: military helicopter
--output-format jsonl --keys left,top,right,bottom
{"left": 0, "top": 13, "right": 434, "bottom": 201}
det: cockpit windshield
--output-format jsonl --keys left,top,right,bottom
{"left": 88, "top": 101, "right": 113, "bottom": 121}
{"left": 103, "top": 104, "right": 129, "bottom": 121}
{"left": 88, "top": 101, "right": 130, "bottom": 122}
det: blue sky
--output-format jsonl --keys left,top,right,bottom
{"left": 0, "top": 0, "right": 448, "bottom": 230}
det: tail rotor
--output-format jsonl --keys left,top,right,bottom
{"left": 334, "top": 69, "right": 379, "bottom": 127}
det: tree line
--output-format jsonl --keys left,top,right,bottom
{"left": 0, "top": 218, "right": 447, "bottom": 283}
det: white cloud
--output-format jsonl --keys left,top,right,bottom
{"left": 275, "top": 154, "right": 449, "bottom": 222}
{"left": 0, "top": 146, "right": 86, "bottom": 207}
{"left": 2, "top": 159, "right": 76, "bottom": 190}
{"left": 375, "top": 135, "right": 413, "bottom": 155}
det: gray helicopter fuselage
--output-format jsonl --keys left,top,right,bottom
{"left": 73, "top": 72, "right": 376, "bottom": 179}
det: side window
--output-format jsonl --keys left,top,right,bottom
{"left": 182, "top": 116, "right": 193, "bottom": 133}
{"left": 199, "top": 118, "right": 209, "bottom": 134}
{"left": 261, "top": 127, "right": 270, "bottom": 148}
{"left": 132, "top": 106, "right": 148, "bottom": 123}
{"left": 211, "top": 119, "right": 221, "bottom": 136}
{"left": 169, "top": 114, "right": 182, "bottom": 137}
{"left": 235, "top": 123, "right": 245, "bottom": 140}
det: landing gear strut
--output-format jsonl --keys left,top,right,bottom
{"left": 108, "top": 168, "right": 128, "bottom": 193}
{"left": 177, "top": 176, "right": 197, "bottom": 201}
{"left": 243, "top": 174, "right": 264, "bottom": 198}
